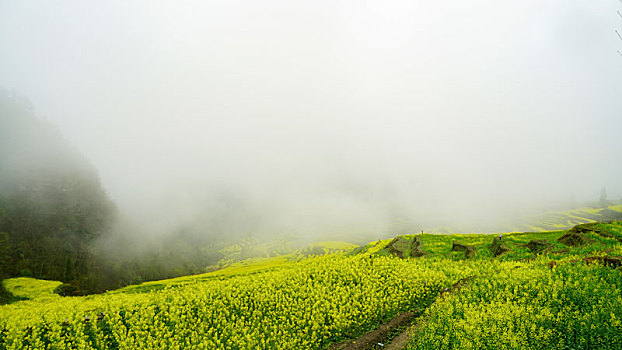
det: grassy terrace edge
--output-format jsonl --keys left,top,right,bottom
{"left": 0, "top": 221, "right": 621, "bottom": 349}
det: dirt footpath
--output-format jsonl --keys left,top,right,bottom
{"left": 327, "top": 276, "right": 475, "bottom": 350}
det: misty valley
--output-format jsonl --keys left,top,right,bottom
{"left": 2, "top": 0, "right": 622, "bottom": 349}
{"left": 2, "top": 88, "right": 622, "bottom": 349}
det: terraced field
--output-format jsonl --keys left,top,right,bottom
{"left": 428, "top": 203, "right": 622, "bottom": 234}
{"left": 1, "top": 221, "right": 621, "bottom": 349}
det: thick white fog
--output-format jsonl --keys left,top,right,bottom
{"left": 1, "top": 1, "right": 621, "bottom": 237}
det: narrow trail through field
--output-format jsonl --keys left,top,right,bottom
{"left": 327, "top": 276, "right": 475, "bottom": 350}
{"left": 384, "top": 276, "right": 474, "bottom": 350}
{"left": 326, "top": 311, "right": 419, "bottom": 350}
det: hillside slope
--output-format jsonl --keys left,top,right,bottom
{"left": 0, "top": 91, "right": 116, "bottom": 296}
{"left": 1, "top": 221, "right": 621, "bottom": 349}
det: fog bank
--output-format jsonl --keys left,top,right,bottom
{"left": 1, "top": 1, "right": 621, "bottom": 237}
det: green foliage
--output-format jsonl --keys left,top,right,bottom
{"left": 357, "top": 221, "right": 622, "bottom": 263}
{"left": 2, "top": 277, "right": 62, "bottom": 301}
{"left": 407, "top": 261, "right": 622, "bottom": 350}
{"left": 0, "top": 255, "right": 452, "bottom": 349}
{"left": 1, "top": 222, "right": 620, "bottom": 349}
{"left": 0, "top": 91, "right": 230, "bottom": 295}
{"left": 0, "top": 91, "right": 116, "bottom": 293}
{"left": 53, "top": 283, "right": 81, "bottom": 297}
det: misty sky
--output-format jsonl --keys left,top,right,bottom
{"left": 1, "top": 1, "right": 621, "bottom": 235}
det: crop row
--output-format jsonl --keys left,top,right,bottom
{"left": 1, "top": 255, "right": 458, "bottom": 350}
{"left": 408, "top": 259, "right": 622, "bottom": 350}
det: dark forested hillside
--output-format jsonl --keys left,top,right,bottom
{"left": 0, "top": 90, "right": 227, "bottom": 297}
{"left": 0, "top": 90, "right": 116, "bottom": 294}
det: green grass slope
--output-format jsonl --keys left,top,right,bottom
{"left": 356, "top": 221, "right": 622, "bottom": 262}
{"left": 0, "top": 222, "right": 621, "bottom": 349}
{"left": 1, "top": 278, "right": 62, "bottom": 302}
